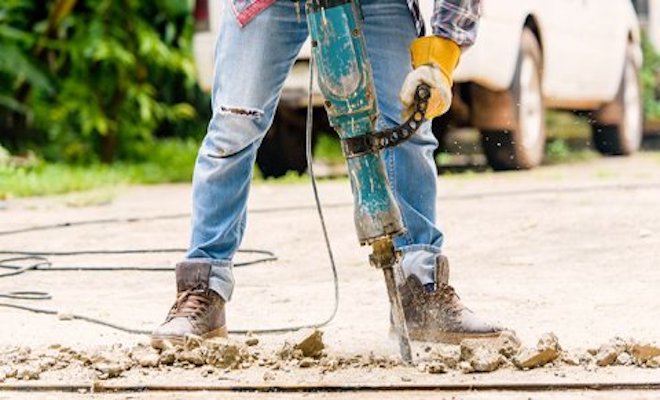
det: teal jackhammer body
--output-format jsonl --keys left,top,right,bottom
{"left": 306, "top": 0, "right": 431, "bottom": 363}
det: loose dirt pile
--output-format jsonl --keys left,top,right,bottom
{"left": 2, "top": 329, "right": 660, "bottom": 382}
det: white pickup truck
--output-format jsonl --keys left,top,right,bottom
{"left": 192, "top": 0, "right": 643, "bottom": 175}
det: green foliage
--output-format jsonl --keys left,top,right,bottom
{"left": 313, "top": 132, "right": 344, "bottom": 164}
{"left": 0, "top": 162, "right": 128, "bottom": 197}
{"left": 0, "top": 0, "right": 209, "bottom": 163}
{"left": 545, "top": 111, "right": 590, "bottom": 140}
{"left": 0, "top": 138, "right": 198, "bottom": 198}
{"left": 641, "top": 34, "right": 660, "bottom": 121}
{"left": 544, "top": 138, "right": 596, "bottom": 165}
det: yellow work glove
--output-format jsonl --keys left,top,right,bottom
{"left": 399, "top": 36, "right": 461, "bottom": 119}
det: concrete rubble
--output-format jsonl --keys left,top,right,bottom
{"left": 292, "top": 329, "right": 325, "bottom": 358}
{"left": 2, "top": 332, "right": 660, "bottom": 381}
{"left": 630, "top": 343, "right": 660, "bottom": 363}
{"left": 513, "top": 332, "right": 561, "bottom": 369}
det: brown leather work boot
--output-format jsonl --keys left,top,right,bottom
{"left": 397, "top": 255, "right": 504, "bottom": 344}
{"left": 151, "top": 261, "right": 227, "bottom": 349}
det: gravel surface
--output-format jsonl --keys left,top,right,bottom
{"left": 1, "top": 154, "right": 660, "bottom": 388}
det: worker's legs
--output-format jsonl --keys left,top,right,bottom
{"left": 361, "top": 0, "right": 443, "bottom": 286}
{"left": 360, "top": 0, "right": 505, "bottom": 342}
{"left": 186, "top": 0, "right": 309, "bottom": 301}
{"left": 153, "top": 1, "right": 309, "bottom": 346}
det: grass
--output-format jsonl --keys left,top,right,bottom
{"left": 0, "top": 138, "right": 199, "bottom": 199}
{"left": 545, "top": 111, "right": 591, "bottom": 140}
{"left": 1, "top": 110, "right": 653, "bottom": 199}
{"left": 0, "top": 136, "right": 345, "bottom": 199}
{"left": 0, "top": 163, "right": 184, "bottom": 199}
{"left": 1, "top": 163, "right": 127, "bottom": 198}
{"left": 313, "top": 133, "right": 344, "bottom": 164}
{"left": 544, "top": 138, "right": 597, "bottom": 165}
{"left": 543, "top": 111, "right": 598, "bottom": 165}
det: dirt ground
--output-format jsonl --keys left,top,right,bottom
{"left": 2, "top": 153, "right": 660, "bottom": 398}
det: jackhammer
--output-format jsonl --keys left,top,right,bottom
{"left": 305, "top": 0, "right": 431, "bottom": 363}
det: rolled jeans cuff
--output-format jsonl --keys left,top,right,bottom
{"left": 397, "top": 244, "right": 442, "bottom": 285}
{"left": 185, "top": 258, "right": 235, "bottom": 302}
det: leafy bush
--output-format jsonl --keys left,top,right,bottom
{"left": 642, "top": 33, "right": 660, "bottom": 121}
{"left": 0, "top": 0, "right": 209, "bottom": 163}
{"left": 0, "top": 138, "right": 198, "bottom": 198}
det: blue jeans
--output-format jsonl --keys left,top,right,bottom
{"left": 187, "top": 0, "right": 444, "bottom": 301}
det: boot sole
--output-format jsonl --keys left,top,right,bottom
{"left": 150, "top": 326, "right": 229, "bottom": 350}
{"left": 390, "top": 327, "right": 504, "bottom": 345}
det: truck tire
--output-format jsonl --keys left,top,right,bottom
{"left": 480, "top": 28, "right": 545, "bottom": 170}
{"left": 590, "top": 46, "right": 643, "bottom": 156}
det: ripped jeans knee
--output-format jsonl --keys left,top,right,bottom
{"left": 219, "top": 105, "right": 264, "bottom": 118}
{"left": 203, "top": 104, "right": 269, "bottom": 158}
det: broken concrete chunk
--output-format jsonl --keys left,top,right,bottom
{"left": 459, "top": 339, "right": 481, "bottom": 361}
{"left": 132, "top": 346, "right": 161, "bottom": 368}
{"left": 513, "top": 333, "right": 560, "bottom": 370}
{"left": 647, "top": 356, "right": 660, "bottom": 368}
{"left": 15, "top": 366, "right": 40, "bottom": 380}
{"left": 2, "top": 366, "right": 17, "bottom": 379}
{"left": 560, "top": 352, "right": 580, "bottom": 366}
{"left": 204, "top": 339, "right": 245, "bottom": 369}
{"left": 595, "top": 345, "right": 620, "bottom": 367}
{"left": 513, "top": 333, "right": 561, "bottom": 369}
{"left": 538, "top": 332, "right": 561, "bottom": 352}
{"left": 293, "top": 329, "right": 325, "bottom": 358}
{"left": 137, "top": 353, "right": 160, "bottom": 368}
{"left": 299, "top": 358, "right": 315, "bottom": 368}
{"left": 177, "top": 349, "right": 205, "bottom": 366}
{"left": 458, "top": 361, "right": 474, "bottom": 373}
{"left": 159, "top": 350, "right": 176, "bottom": 366}
{"left": 470, "top": 347, "right": 503, "bottom": 373}
{"left": 616, "top": 352, "right": 633, "bottom": 366}
{"left": 184, "top": 334, "right": 203, "bottom": 350}
{"left": 460, "top": 331, "right": 521, "bottom": 364}
{"left": 319, "top": 357, "right": 339, "bottom": 373}
{"left": 94, "top": 363, "right": 124, "bottom": 380}
{"left": 630, "top": 344, "right": 660, "bottom": 363}
{"left": 514, "top": 347, "right": 558, "bottom": 369}
{"left": 37, "top": 356, "right": 58, "bottom": 371}
{"left": 494, "top": 331, "right": 522, "bottom": 358}
{"left": 88, "top": 350, "right": 132, "bottom": 378}
{"left": 424, "top": 361, "right": 447, "bottom": 374}
{"left": 430, "top": 345, "right": 461, "bottom": 368}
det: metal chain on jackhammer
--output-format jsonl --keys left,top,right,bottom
{"left": 341, "top": 83, "right": 431, "bottom": 158}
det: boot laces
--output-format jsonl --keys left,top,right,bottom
{"left": 434, "top": 283, "right": 466, "bottom": 317}
{"left": 168, "top": 287, "right": 212, "bottom": 320}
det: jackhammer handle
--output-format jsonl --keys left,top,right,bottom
{"left": 412, "top": 83, "right": 432, "bottom": 116}
{"left": 404, "top": 82, "right": 432, "bottom": 127}
{"left": 341, "top": 83, "right": 432, "bottom": 158}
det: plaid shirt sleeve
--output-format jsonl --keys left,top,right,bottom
{"left": 430, "top": 0, "right": 481, "bottom": 47}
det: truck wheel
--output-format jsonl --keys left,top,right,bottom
{"left": 590, "top": 46, "right": 642, "bottom": 155}
{"left": 481, "top": 28, "right": 545, "bottom": 170}
{"left": 256, "top": 107, "right": 309, "bottom": 178}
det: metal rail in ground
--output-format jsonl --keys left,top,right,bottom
{"left": 2, "top": 381, "right": 660, "bottom": 393}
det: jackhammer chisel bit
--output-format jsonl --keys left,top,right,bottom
{"left": 370, "top": 239, "right": 412, "bottom": 362}
{"left": 305, "top": 0, "right": 430, "bottom": 363}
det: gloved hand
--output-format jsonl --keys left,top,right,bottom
{"left": 399, "top": 36, "right": 461, "bottom": 119}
